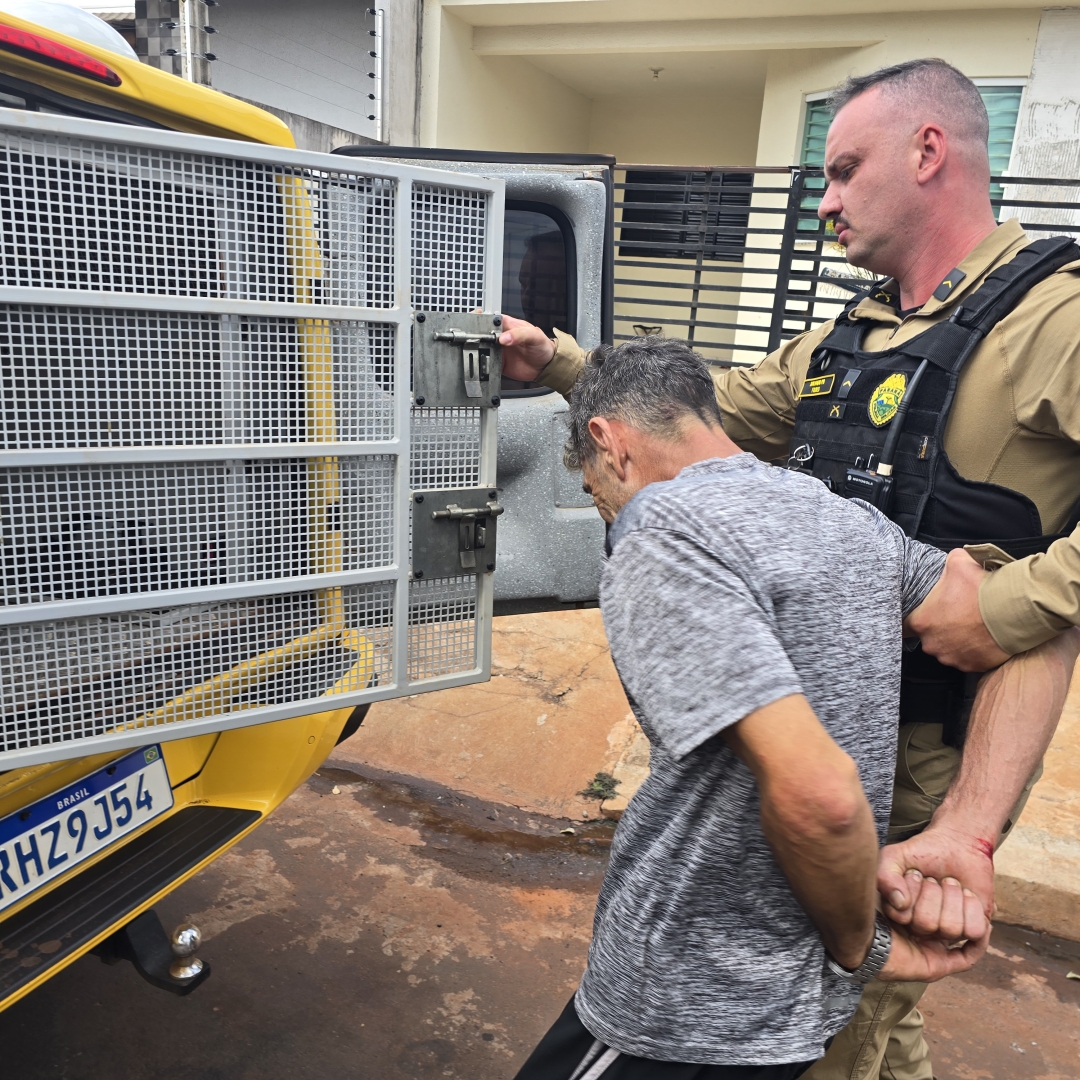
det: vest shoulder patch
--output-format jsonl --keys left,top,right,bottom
{"left": 932, "top": 268, "right": 966, "bottom": 302}
{"left": 799, "top": 373, "right": 835, "bottom": 398}
{"left": 868, "top": 372, "right": 907, "bottom": 427}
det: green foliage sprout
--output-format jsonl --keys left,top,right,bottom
{"left": 579, "top": 771, "right": 620, "bottom": 801}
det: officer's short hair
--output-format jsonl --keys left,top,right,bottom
{"left": 564, "top": 337, "right": 722, "bottom": 469}
{"left": 828, "top": 59, "right": 989, "bottom": 150}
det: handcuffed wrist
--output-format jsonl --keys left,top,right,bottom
{"left": 826, "top": 914, "right": 892, "bottom": 985}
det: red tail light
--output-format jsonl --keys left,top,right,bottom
{"left": 0, "top": 23, "right": 122, "bottom": 86}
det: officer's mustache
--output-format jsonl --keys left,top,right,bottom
{"left": 827, "top": 215, "right": 852, "bottom": 242}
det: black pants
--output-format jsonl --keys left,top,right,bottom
{"left": 513, "top": 997, "right": 819, "bottom": 1080}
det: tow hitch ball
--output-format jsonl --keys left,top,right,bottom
{"left": 93, "top": 909, "right": 210, "bottom": 995}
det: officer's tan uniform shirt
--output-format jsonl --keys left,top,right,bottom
{"left": 539, "top": 220, "right": 1080, "bottom": 655}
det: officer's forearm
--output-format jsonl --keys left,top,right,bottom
{"left": 979, "top": 529, "right": 1080, "bottom": 656}
{"left": 933, "top": 629, "right": 1080, "bottom": 843}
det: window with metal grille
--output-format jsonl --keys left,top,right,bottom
{"left": 978, "top": 84, "right": 1024, "bottom": 204}
{"left": 618, "top": 171, "right": 754, "bottom": 262}
{"left": 801, "top": 96, "right": 831, "bottom": 167}
{"left": 798, "top": 96, "right": 831, "bottom": 230}
{"left": 612, "top": 146, "right": 1080, "bottom": 366}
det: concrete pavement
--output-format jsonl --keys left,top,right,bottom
{"left": 3, "top": 609, "right": 1078, "bottom": 1077}
{"left": 2, "top": 758, "right": 1078, "bottom": 1079}
{"left": 350, "top": 610, "right": 1080, "bottom": 942}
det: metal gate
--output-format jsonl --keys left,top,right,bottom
{"left": 0, "top": 111, "right": 504, "bottom": 769}
{"left": 613, "top": 165, "right": 1080, "bottom": 366}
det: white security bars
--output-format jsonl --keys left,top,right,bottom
{"left": 0, "top": 110, "right": 504, "bottom": 768}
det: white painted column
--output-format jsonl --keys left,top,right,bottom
{"left": 1000, "top": 9, "right": 1080, "bottom": 237}
{"left": 1010, "top": 9, "right": 1080, "bottom": 179}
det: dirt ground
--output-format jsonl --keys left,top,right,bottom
{"left": 3, "top": 759, "right": 1079, "bottom": 1080}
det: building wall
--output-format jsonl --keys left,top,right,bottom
{"left": 754, "top": 10, "right": 1041, "bottom": 166}
{"left": 588, "top": 86, "right": 764, "bottom": 166}
{"left": 423, "top": 3, "right": 1044, "bottom": 166}
{"left": 1010, "top": 8, "right": 1080, "bottom": 179}
{"left": 428, "top": 10, "right": 592, "bottom": 152}
{"left": 210, "top": 0, "right": 421, "bottom": 146}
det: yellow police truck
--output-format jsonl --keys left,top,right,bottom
{"left": 0, "top": 3, "right": 511, "bottom": 1008}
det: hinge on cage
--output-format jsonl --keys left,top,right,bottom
{"left": 411, "top": 489, "right": 503, "bottom": 579}
{"left": 412, "top": 313, "right": 503, "bottom": 409}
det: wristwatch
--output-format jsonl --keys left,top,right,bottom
{"left": 826, "top": 913, "right": 893, "bottom": 985}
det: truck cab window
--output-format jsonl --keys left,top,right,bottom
{"left": 501, "top": 203, "right": 574, "bottom": 393}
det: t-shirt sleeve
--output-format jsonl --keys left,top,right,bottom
{"left": 602, "top": 527, "right": 804, "bottom": 760}
{"left": 898, "top": 533, "right": 947, "bottom": 618}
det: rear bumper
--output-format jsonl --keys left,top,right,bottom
{"left": 0, "top": 805, "right": 258, "bottom": 1008}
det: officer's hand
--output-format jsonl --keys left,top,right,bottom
{"left": 878, "top": 825, "right": 993, "bottom": 942}
{"left": 878, "top": 918, "right": 990, "bottom": 983}
{"left": 497, "top": 314, "right": 557, "bottom": 383}
{"left": 905, "top": 549, "right": 1010, "bottom": 672}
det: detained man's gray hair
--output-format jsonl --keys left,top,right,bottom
{"left": 564, "top": 337, "right": 722, "bottom": 470}
{"left": 828, "top": 59, "right": 989, "bottom": 154}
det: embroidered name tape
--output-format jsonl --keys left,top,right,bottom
{"left": 799, "top": 374, "right": 835, "bottom": 398}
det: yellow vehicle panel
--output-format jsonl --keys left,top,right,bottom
{"left": 0, "top": 8, "right": 293, "bottom": 145}
{"left": 0, "top": 8, "right": 365, "bottom": 1012}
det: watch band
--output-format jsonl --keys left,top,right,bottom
{"left": 825, "top": 913, "right": 893, "bottom": 985}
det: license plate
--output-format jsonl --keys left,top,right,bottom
{"left": 0, "top": 746, "right": 173, "bottom": 914}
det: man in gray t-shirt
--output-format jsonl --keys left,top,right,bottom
{"left": 513, "top": 338, "right": 988, "bottom": 1080}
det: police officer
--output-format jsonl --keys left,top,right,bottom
{"left": 497, "top": 58, "right": 1080, "bottom": 1080}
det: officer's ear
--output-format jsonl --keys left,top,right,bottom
{"left": 913, "top": 122, "right": 948, "bottom": 186}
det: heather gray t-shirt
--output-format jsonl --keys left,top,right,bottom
{"left": 574, "top": 454, "right": 945, "bottom": 1066}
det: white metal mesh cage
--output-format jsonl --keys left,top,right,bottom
{"left": 0, "top": 114, "right": 503, "bottom": 767}
{"left": 411, "top": 184, "right": 487, "bottom": 313}
{"left": 409, "top": 408, "right": 482, "bottom": 491}
{"left": 2, "top": 583, "right": 396, "bottom": 753}
{"left": 0, "top": 309, "right": 396, "bottom": 448}
{"left": 407, "top": 182, "right": 497, "bottom": 680}
{"left": 0, "top": 132, "right": 396, "bottom": 306}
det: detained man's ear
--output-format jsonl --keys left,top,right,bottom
{"left": 587, "top": 416, "right": 631, "bottom": 481}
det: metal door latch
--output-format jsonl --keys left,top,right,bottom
{"left": 412, "top": 312, "right": 503, "bottom": 409}
{"left": 432, "top": 328, "right": 500, "bottom": 399}
{"left": 433, "top": 498, "right": 504, "bottom": 570}
{"left": 412, "top": 489, "right": 503, "bottom": 580}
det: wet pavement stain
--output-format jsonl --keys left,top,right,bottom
{"left": 314, "top": 761, "right": 615, "bottom": 891}
{"left": 0, "top": 764, "right": 1077, "bottom": 1080}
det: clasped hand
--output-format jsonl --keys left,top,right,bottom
{"left": 874, "top": 824, "right": 993, "bottom": 982}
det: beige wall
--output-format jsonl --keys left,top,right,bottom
{"left": 755, "top": 10, "right": 1041, "bottom": 165}
{"left": 588, "top": 86, "right": 763, "bottom": 165}
{"left": 423, "top": 4, "right": 1044, "bottom": 167}
{"left": 428, "top": 10, "right": 592, "bottom": 152}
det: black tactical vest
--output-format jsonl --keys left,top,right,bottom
{"left": 789, "top": 236, "right": 1080, "bottom": 745}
